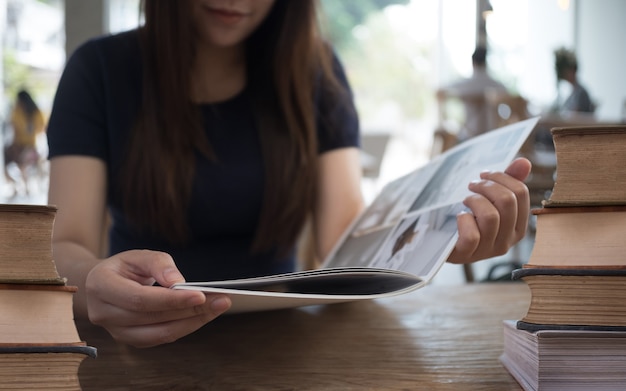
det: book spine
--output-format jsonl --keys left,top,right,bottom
{"left": 516, "top": 320, "right": 626, "bottom": 333}
{"left": 0, "top": 344, "right": 97, "bottom": 358}
{"left": 513, "top": 267, "right": 626, "bottom": 278}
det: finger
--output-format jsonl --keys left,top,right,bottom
{"left": 502, "top": 157, "right": 532, "bottom": 182}
{"left": 479, "top": 170, "right": 530, "bottom": 240}
{"left": 468, "top": 179, "right": 518, "bottom": 252}
{"left": 463, "top": 193, "right": 501, "bottom": 255}
{"left": 87, "top": 262, "right": 209, "bottom": 313}
{"left": 447, "top": 210, "right": 480, "bottom": 264}
{"left": 88, "top": 249, "right": 213, "bottom": 315}
{"left": 89, "top": 283, "right": 231, "bottom": 327}
{"left": 116, "top": 250, "right": 187, "bottom": 287}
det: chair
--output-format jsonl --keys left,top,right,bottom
{"left": 484, "top": 90, "right": 556, "bottom": 208}
{"left": 484, "top": 90, "right": 531, "bottom": 129}
{"left": 483, "top": 90, "right": 557, "bottom": 208}
{"left": 431, "top": 126, "right": 458, "bottom": 159}
{"left": 430, "top": 90, "right": 466, "bottom": 158}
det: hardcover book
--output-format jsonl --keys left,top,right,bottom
{"left": 0, "top": 284, "right": 83, "bottom": 345}
{"left": 512, "top": 267, "right": 626, "bottom": 330}
{"left": 525, "top": 205, "right": 626, "bottom": 268}
{"left": 544, "top": 125, "right": 626, "bottom": 206}
{"left": 0, "top": 204, "right": 97, "bottom": 390}
{"left": 500, "top": 320, "right": 626, "bottom": 391}
{"left": 0, "top": 204, "right": 64, "bottom": 284}
{"left": 0, "top": 345, "right": 97, "bottom": 391}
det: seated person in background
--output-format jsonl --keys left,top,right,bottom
{"left": 437, "top": 46, "right": 507, "bottom": 142}
{"left": 46, "top": 0, "right": 534, "bottom": 349}
{"left": 553, "top": 47, "right": 595, "bottom": 114}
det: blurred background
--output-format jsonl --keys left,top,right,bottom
{"left": 0, "top": 0, "right": 624, "bottom": 282}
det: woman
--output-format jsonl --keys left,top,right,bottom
{"left": 47, "top": 0, "right": 531, "bottom": 348}
{"left": 4, "top": 89, "right": 46, "bottom": 195}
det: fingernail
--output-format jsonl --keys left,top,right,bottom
{"left": 163, "top": 268, "right": 184, "bottom": 283}
{"left": 480, "top": 170, "right": 493, "bottom": 179}
{"left": 210, "top": 296, "right": 231, "bottom": 313}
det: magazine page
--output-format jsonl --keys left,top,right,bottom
{"left": 322, "top": 116, "right": 541, "bottom": 281}
{"left": 173, "top": 117, "right": 540, "bottom": 313}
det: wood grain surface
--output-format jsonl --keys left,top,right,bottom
{"left": 77, "top": 283, "right": 531, "bottom": 390}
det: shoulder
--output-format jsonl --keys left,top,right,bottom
{"left": 65, "top": 29, "right": 141, "bottom": 77}
{"left": 71, "top": 29, "right": 140, "bottom": 58}
{"left": 314, "top": 42, "right": 350, "bottom": 89}
{"left": 58, "top": 29, "right": 142, "bottom": 99}
{"left": 576, "top": 83, "right": 591, "bottom": 96}
{"left": 48, "top": 30, "right": 142, "bottom": 160}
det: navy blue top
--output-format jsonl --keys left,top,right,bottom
{"left": 47, "top": 29, "right": 360, "bottom": 281}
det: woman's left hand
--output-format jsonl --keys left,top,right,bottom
{"left": 447, "top": 157, "right": 532, "bottom": 264}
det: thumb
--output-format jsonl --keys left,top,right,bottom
{"left": 118, "top": 249, "right": 186, "bottom": 288}
{"left": 505, "top": 157, "right": 532, "bottom": 182}
{"left": 160, "top": 266, "right": 186, "bottom": 288}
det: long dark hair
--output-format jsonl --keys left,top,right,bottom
{"left": 121, "top": 0, "right": 347, "bottom": 255}
{"left": 17, "top": 89, "right": 40, "bottom": 118}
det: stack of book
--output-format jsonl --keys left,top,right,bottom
{"left": 500, "top": 125, "right": 626, "bottom": 391}
{"left": 0, "top": 204, "right": 96, "bottom": 390}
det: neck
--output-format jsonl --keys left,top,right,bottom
{"left": 190, "top": 43, "right": 246, "bottom": 103}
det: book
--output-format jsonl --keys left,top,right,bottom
{"left": 511, "top": 268, "right": 626, "bottom": 330}
{"left": 0, "top": 284, "right": 84, "bottom": 345}
{"left": 544, "top": 125, "right": 626, "bottom": 207}
{"left": 526, "top": 205, "right": 626, "bottom": 268}
{"left": 500, "top": 320, "right": 626, "bottom": 391}
{"left": 0, "top": 204, "right": 64, "bottom": 284}
{"left": 0, "top": 345, "right": 97, "bottom": 390}
{"left": 172, "top": 117, "right": 540, "bottom": 313}
{"left": 502, "top": 125, "right": 626, "bottom": 391}
{"left": 0, "top": 204, "right": 97, "bottom": 389}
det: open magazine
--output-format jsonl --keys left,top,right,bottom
{"left": 173, "top": 117, "right": 540, "bottom": 313}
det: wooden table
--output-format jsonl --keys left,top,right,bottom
{"left": 76, "top": 283, "right": 531, "bottom": 390}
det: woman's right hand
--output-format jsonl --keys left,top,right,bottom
{"left": 85, "top": 249, "right": 231, "bottom": 348}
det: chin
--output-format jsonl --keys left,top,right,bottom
{"left": 199, "top": 31, "right": 250, "bottom": 50}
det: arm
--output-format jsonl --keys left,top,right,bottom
{"left": 48, "top": 156, "right": 108, "bottom": 315}
{"left": 313, "top": 147, "right": 365, "bottom": 261}
{"left": 48, "top": 156, "right": 231, "bottom": 347}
